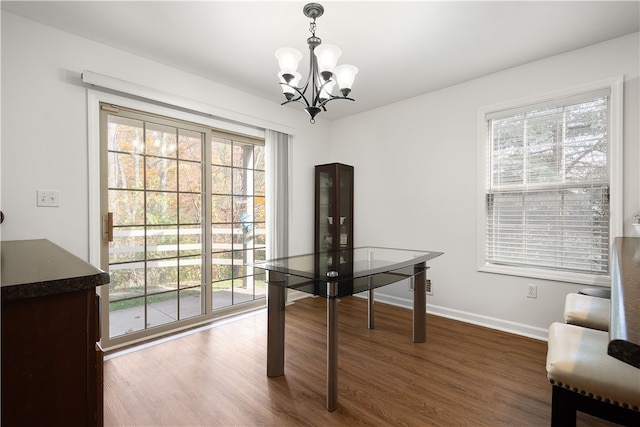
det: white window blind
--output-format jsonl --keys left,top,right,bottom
{"left": 485, "top": 92, "right": 610, "bottom": 275}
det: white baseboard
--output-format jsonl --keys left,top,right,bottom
{"left": 362, "top": 293, "right": 549, "bottom": 342}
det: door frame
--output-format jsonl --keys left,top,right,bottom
{"left": 87, "top": 90, "right": 267, "bottom": 351}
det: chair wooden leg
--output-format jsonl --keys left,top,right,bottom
{"left": 551, "top": 384, "right": 640, "bottom": 427}
{"left": 551, "top": 386, "right": 576, "bottom": 427}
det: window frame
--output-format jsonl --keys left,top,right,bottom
{"left": 476, "top": 77, "right": 623, "bottom": 286}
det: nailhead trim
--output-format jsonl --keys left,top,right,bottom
{"left": 548, "top": 380, "right": 639, "bottom": 411}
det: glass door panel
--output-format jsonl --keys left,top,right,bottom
{"left": 106, "top": 113, "right": 205, "bottom": 339}
{"left": 210, "top": 136, "right": 266, "bottom": 310}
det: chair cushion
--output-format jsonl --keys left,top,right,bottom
{"left": 547, "top": 322, "right": 640, "bottom": 410}
{"left": 564, "top": 293, "right": 610, "bottom": 331}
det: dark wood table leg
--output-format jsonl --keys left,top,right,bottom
{"left": 267, "top": 271, "right": 286, "bottom": 377}
{"left": 413, "top": 261, "right": 427, "bottom": 343}
{"left": 368, "top": 288, "right": 374, "bottom": 329}
{"left": 327, "top": 281, "right": 338, "bottom": 411}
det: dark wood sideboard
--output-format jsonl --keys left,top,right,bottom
{"left": 1, "top": 239, "right": 110, "bottom": 426}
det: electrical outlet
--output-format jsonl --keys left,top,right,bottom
{"left": 37, "top": 190, "right": 60, "bottom": 207}
{"left": 409, "top": 279, "right": 433, "bottom": 295}
{"left": 527, "top": 284, "right": 537, "bottom": 299}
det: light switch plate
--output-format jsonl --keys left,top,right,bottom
{"left": 37, "top": 190, "right": 60, "bottom": 207}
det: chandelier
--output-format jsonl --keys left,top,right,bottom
{"left": 275, "top": 3, "right": 358, "bottom": 124}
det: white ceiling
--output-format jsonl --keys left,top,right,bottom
{"left": 3, "top": 1, "right": 639, "bottom": 121}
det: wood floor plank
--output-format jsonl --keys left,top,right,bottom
{"left": 104, "top": 296, "right": 616, "bottom": 426}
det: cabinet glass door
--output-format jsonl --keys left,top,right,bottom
{"left": 318, "top": 170, "right": 334, "bottom": 251}
{"left": 338, "top": 167, "right": 352, "bottom": 249}
{"left": 315, "top": 163, "right": 353, "bottom": 254}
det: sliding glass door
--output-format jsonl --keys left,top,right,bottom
{"left": 100, "top": 105, "right": 266, "bottom": 347}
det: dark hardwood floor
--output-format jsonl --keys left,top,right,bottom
{"left": 104, "top": 296, "right": 614, "bottom": 426}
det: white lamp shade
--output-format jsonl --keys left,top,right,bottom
{"left": 319, "top": 80, "right": 336, "bottom": 99}
{"left": 334, "top": 64, "right": 358, "bottom": 90}
{"left": 278, "top": 71, "right": 301, "bottom": 94}
{"left": 314, "top": 44, "right": 341, "bottom": 74}
{"left": 275, "top": 48, "right": 302, "bottom": 74}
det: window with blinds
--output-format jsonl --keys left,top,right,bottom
{"left": 484, "top": 91, "right": 611, "bottom": 276}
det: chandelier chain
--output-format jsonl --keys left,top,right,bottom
{"left": 309, "top": 19, "right": 316, "bottom": 37}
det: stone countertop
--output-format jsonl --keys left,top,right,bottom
{"left": 1, "top": 239, "right": 110, "bottom": 301}
{"left": 608, "top": 237, "right": 640, "bottom": 368}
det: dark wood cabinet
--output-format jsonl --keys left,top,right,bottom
{"left": 315, "top": 163, "right": 354, "bottom": 253}
{"left": 1, "top": 240, "right": 109, "bottom": 427}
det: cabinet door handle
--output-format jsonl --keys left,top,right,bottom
{"left": 108, "top": 213, "right": 114, "bottom": 242}
{"left": 103, "top": 213, "right": 114, "bottom": 242}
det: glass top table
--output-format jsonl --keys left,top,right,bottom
{"left": 254, "top": 246, "right": 443, "bottom": 411}
{"left": 253, "top": 246, "right": 443, "bottom": 298}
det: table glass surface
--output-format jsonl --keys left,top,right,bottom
{"left": 252, "top": 247, "right": 443, "bottom": 298}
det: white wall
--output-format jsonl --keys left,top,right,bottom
{"left": 330, "top": 33, "right": 640, "bottom": 339}
{"left": 2, "top": 12, "right": 638, "bottom": 340}
{"left": 0, "top": 12, "right": 329, "bottom": 259}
